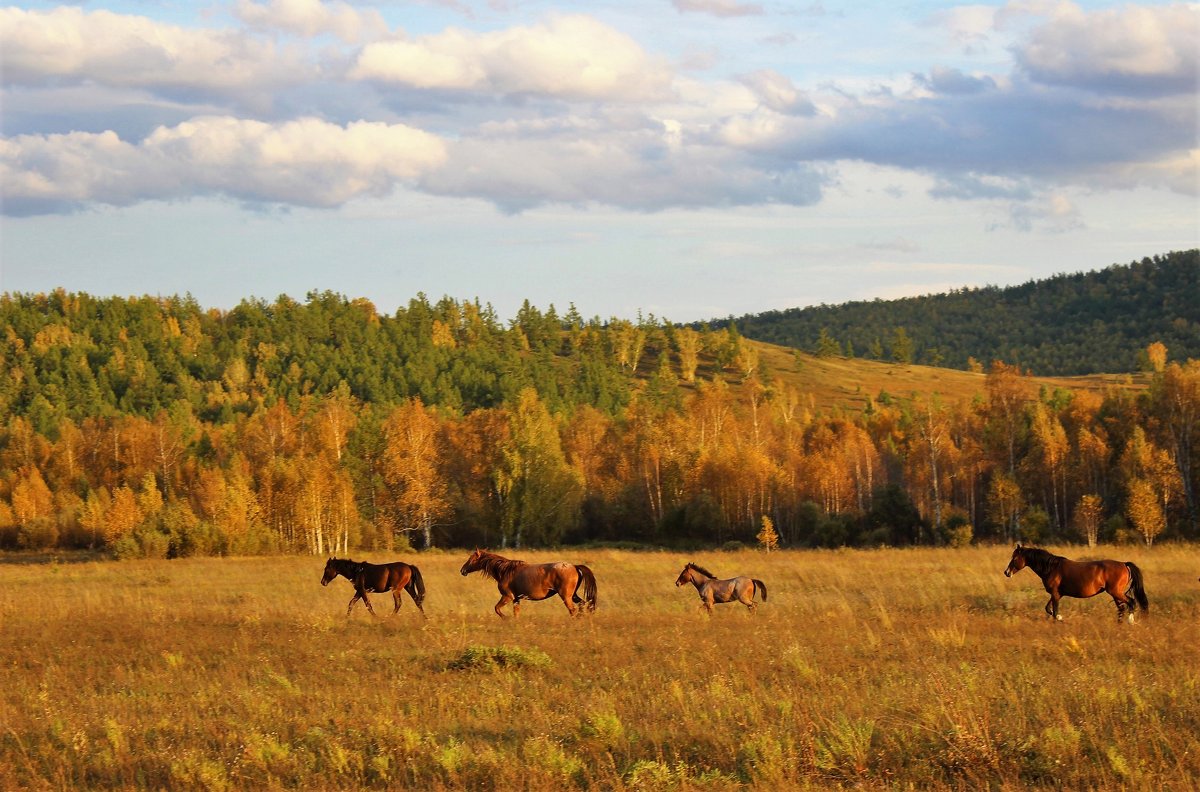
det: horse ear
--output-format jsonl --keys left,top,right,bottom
{"left": 1015, "top": 542, "right": 1022, "bottom": 548}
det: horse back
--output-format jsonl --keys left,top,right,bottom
{"left": 1058, "top": 558, "right": 1122, "bottom": 597}
{"left": 359, "top": 561, "right": 409, "bottom": 593}
{"left": 702, "top": 577, "right": 742, "bottom": 603}
{"left": 505, "top": 562, "right": 566, "bottom": 599}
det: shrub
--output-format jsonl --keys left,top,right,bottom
{"left": 941, "top": 513, "right": 974, "bottom": 547}
{"left": 446, "top": 645, "right": 552, "bottom": 671}
{"left": 1018, "top": 506, "right": 1050, "bottom": 544}
{"left": 111, "top": 524, "right": 169, "bottom": 560}
{"left": 945, "top": 523, "right": 974, "bottom": 548}
{"left": 16, "top": 517, "right": 59, "bottom": 550}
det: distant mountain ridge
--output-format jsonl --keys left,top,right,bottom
{"left": 712, "top": 250, "right": 1199, "bottom": 376}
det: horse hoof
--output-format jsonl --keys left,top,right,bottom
{"left": 1055, "top": 615, "right": 1063, "bottom": 621}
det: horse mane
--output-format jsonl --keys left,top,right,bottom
{"left": 470, "top": 550, "right": 526, "bottom": 582}
{"left": 1020, "top": 547, "right": 1063, "bottom": 576}
{"left": 686, "top": 562, "right": 717, "bottom": 579}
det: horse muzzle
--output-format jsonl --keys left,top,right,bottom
{"left": 1003, "top": 567, "right": 1013, "bottom": 578}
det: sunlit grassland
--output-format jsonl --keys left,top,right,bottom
{"left": 751, "top": 340, "right": 1148, "bottom": 414}
{"left": 1, "top": 545, "right": 1197, "bottom": 790}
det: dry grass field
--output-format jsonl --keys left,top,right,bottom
{"left": 1, "top": 545, "right": 1197, "bottom": 791}
{"left": 750, "top": 341, "right": 1148, "bottom": 414}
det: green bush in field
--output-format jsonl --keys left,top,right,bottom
{"left": 446, "top": 645, "right": 552, "bottom": 671}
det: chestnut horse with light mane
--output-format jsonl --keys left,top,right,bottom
{"left": 1003, "top": 543, "right": 1147, "bottom": 623}
{"left": 459, "top": 549, "right": 597, "bottom": 618}
{"left": 675, "top": 562, "right": 767, "bottom": 614}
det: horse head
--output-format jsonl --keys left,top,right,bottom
{"left": 460, "top": 548, "right": 483, "bottom": 576}
{"left": 675, "top": 564, "right": 694, "bottom": 587}
{"left": 1004, "top": 543, "right": 1026, "bottom": 577}
{"left": 321, "top": 557, "right": 338, "bottom": 586}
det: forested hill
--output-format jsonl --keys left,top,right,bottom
{"left": 712, "top": 250, "right": 1199, "bottom": 376}
{"left": 1, "top": 273, "right": 1198, "bottom": 556}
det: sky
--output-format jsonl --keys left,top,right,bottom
{"left": 1, "top": 0, "right": 1197, "bottom": 323}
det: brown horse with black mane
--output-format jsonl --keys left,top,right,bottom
{"left": 321, "top": 557, "right": 426, "bottom": 618}
{"left": 1004, "top": 543, "right": 1148, "bottom": 623}
{"left": 675, "top": 562, "right": 767, "bottom": 614}
{"left": 459, "top": 549, "right": 597, "bottom": 618}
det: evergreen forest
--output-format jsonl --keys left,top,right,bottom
{"left": 1, "top": 255, "right": 1197, "bottom": 558}
{"left": 713, "top": 250, "right": 1199, "bottom": 376}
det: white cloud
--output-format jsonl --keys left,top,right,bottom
{"left": 1, "top": 117, "right": 447, "bottom": 215}
{"left": 350, "top": 14, "right": 672, "bottom": 100}
{"left": 996, "top": 191, "right": 1085, "bottom": 233}
{"left": 234, "top": 0, "right": 388, "bottom": 43}
{"left": 1013, "top": 2, "right": 1198, "bottom": 94}
{"left": 917, "top": 66, "right": 998, "bottom": 95}
{"left": 418, "top": 116, "right": 824, "bottom": 212}
{"left": 1, "top": 1, "right": 1193, "bottom": 221}
{"left": 709, "top": 65, "right": 1194, "bottom": 201}
{"left": 0, "top": 7, "right": 310, "bottom": 94}
{"left": 738, "top": 70, "right": 817, "bottom": 115}
{"left": 672, "top": 0, "right": 764, "bottom": 18}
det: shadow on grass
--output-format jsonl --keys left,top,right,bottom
{"left": 0, "top": 549, "right": 108, "bottom": 565}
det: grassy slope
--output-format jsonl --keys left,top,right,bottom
{"left": 1, "top": 547, "right": 1197, "bottom": 790}
{"left": 722, "top": 340, "right": 1147, "bottom": 413}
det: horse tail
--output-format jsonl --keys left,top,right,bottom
{"left": 575, "top": 565, "right": 598, "bottom": 612}
{"left": 753, "top": 579, "right": 768, "bottom": 602}
{"left": 409, "top": 564, "right": 427, "bottom": 607}
{"left": 1125, "top": 562, "right": 1148, "bottom": 613}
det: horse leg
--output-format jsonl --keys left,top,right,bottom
{"left": 346, "top": 593, "right": 361, "bottom": 617}
{"left": 1049, "top": 593, "right": 1061, "bottom": 621}
{"left": 560, "top": 589, "right": 578, "bottom": 617}
{"left": 495, "top": 593, "right": 514, "bottom": 618}
{"left": 392, "top": 590, "right": 402, "bottom": 616}
{"left": 408, "top": 583, "right": 427, "bottom": 619}
{"left": 361, "top": 591, "right": 377, "bottom": 617}
{"left": 1110, "top": 584, "right": 1136, "bottom": 624}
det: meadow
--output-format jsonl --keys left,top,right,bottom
{"left": 1, "top": 545, "right": 1197, "bottom": 791}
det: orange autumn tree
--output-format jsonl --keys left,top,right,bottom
{"left": 382, "top": 397, "right": 450, "bottom": 550}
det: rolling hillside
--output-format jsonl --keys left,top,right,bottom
{"left": 735, "top": 340, "right": 1147, "bottom": 415}
{"left": 711, "top": 250, "right": 1199, "bottom": 376}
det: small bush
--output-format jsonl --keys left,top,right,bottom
{"left": 112, "top": 524, "right": 169, "bottom": 560}
{"left": 17, "top": 518, "right": 59, "bottom": 550}
{"left": 942, "top": 514, "right": 974, "bottom": 548}
{"left": 1018, "top": 507, "right": 1050, "bottom": 544}
{"left": 446, "top": 645, "right": 551, "bottom": 671}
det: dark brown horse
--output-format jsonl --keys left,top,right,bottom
{"left": 675, "top": 562, "right": 767, "bottom": 614}
{"left": 321, "top": 557, "right": 426, "bottom": 618}
{"left": 459, "top": 549, "right": 597, "bottom": 618}
{"left": 1003, "top": 543, "right": 1148, "bottom": 623}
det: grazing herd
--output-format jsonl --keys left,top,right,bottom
{"left": 321, "top": 544, "right": 1155, "bottom": 624}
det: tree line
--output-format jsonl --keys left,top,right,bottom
{"left": 713, "top": 250, "right": 1199, "bottom": 376}
{"left": 1, "top": 289, "right": 1197, "bottom": 557}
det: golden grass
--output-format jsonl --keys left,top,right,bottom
{"left": 1, "top": 545, "right": 1197, "bottom": 790}
{"left": 749, "top": 341, "right": 1147, "bottom": 413}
